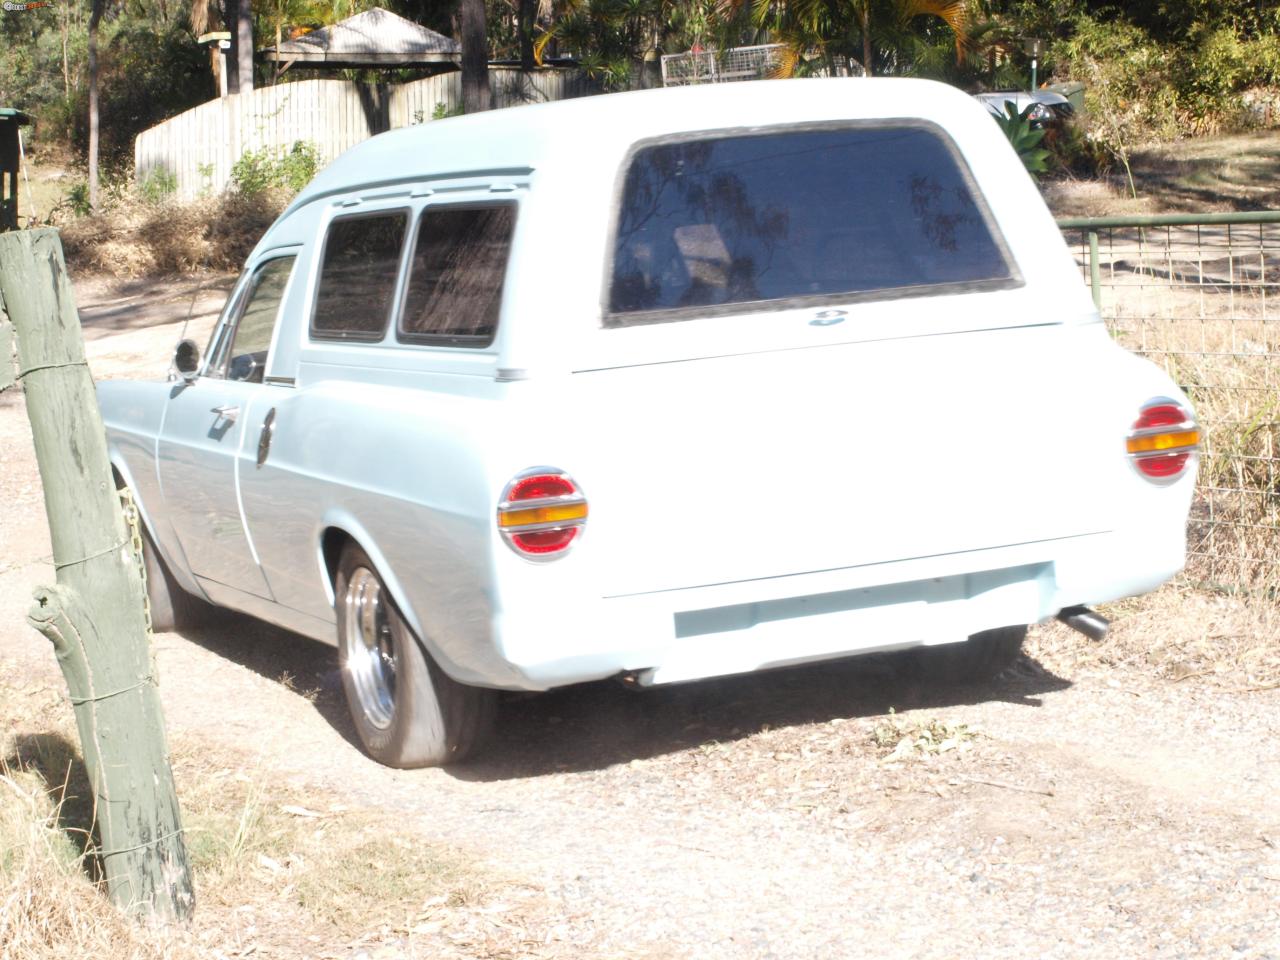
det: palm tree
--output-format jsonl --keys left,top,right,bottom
{"left": 715, "top": 0, "right": 972, "bottom": 79}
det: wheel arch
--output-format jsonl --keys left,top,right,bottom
{"left": 316, "top": 513, "right": 447, "bottom": 675}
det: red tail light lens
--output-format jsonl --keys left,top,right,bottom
{"left": 497, "top": 469, "right": 587, "bottom": 560}
{"left": 1126, "top": 400, "right": 1199, "bottom": 483}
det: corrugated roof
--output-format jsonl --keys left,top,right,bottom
{"left": 263, "top": 8, "right": 460, "bottom": 64}
{"left": 0, "top": 108, "right": 32, "bottom": 124}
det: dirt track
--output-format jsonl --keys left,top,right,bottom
{"left": 2, "top": 276, "right": 1279, "bottom": 959}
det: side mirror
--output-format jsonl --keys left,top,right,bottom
{"left": 173, "top": 339, "right": 200, "bottom": 381}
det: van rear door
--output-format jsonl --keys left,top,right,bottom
{"left": 570, "top": 122, "right": 1115, "bottom": 597}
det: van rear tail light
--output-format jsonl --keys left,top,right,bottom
{"left": 497, "top": 469, "right": 587, "bottom": 560}
{"left": 1126, "top": 400, "right": 1199, "bottom": 482}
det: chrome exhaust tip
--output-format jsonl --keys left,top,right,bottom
{"left": 1056, "top": 606, "right": 1110, "bottom": 642}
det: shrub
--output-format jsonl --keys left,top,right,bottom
{"left": 993, "top": 103, "right": 1051, "bottom": 177}
{"left": 230, "top": 141, "right": 320, "bottom": 197}
{"left": 136, "top": 167, "right": 178, "bottom": 205}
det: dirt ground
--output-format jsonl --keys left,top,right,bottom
{"left": 2, "top": 275, "right": 1280, "bottom": 959}
{"left": 1043, "top": 131, "right": 1280, "bottom": 218}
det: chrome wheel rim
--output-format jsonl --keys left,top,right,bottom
{"left": 343, "top": 567, "right": 397, "bottom": 730}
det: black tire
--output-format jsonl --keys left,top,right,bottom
{"left": 116, "top": 478, "right": 204, "bottom": 633}
{"left": 140, "top": 522, "right": 204, "bottom": 633}
{"left": 909, "top": 625, "right": 1027, "bottom": 684}
{"left": 335, "top": 543, "right": 494, "bottom": 768}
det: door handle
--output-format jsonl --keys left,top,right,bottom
{"left": 211, "top": 404, "right": 239, "bottom": 423}
{"left": 256, "top": 408, "right": 277, "bottom": 467}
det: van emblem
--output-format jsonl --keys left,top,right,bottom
{"left": 810, "top": 310, "right": 847, "bottom": 327}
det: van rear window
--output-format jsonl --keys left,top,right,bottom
{"left": 606, "top": 123, "right": 1016, "bottom": 323}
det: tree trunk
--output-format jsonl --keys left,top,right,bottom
{"left": 87, "top": 0, "right": 103, "bottom": 210}
{"left": 861, "top": 3, "right": 873, "bottom": 77}
{"left": 235, "top": 0, "right": 254, "bottom": 94}
{"left": 460, "top": 0, "right": 491, "bottom": 113}
{"left": 60, "top": 4, "right": 70, "bottom": 96}
{"left": 0, "top": 229, "right": 194, "bottom": 924}
{"left": 518, "top": 0, "right": 535, "bottom": 72}
{"left": 226, "top": 0, "right": 239, "bottom": 95}
{"left": 225, "top": 0, "right": 253, "bottom": 95}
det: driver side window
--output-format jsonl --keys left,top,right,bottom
{"left": 208, "top": 256, "right": 296, "bottom": 383}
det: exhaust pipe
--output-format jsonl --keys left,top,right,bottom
{"left": 1057, "top": 605, "right": 1109, "bottom": 642}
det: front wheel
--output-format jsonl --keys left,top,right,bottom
{"left": 909, "top": 625, "right": 1027, "bottom": 684}
{"left": 119, "top": 485, "right": 204, "bottom": 633}
{"left": 335, "top": 544, "right": 494, "bottom": 768}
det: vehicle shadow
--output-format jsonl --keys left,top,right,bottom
{"left": 456, "top": 654, "right": 1072, "bottom": 782}
{"left": 173, "top": 607, "right": 363, "bottom": 752}
{"left": 170, "top": 609, "right": 1073, "bottom": 781}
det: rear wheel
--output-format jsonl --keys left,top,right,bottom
{"left": 336, "top": 544, "right": 494, "bottom": 768}
{"left": 909, "top": 625, "right": 1027, "bottom": 683}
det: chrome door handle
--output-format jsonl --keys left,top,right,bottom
{"left": 211, "top": 404, "right": 240, "bottom": 423}
{"left": 256, "top": 408, "right": 276, "bottom": 467}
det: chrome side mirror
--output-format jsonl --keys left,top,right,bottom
{"left": 173, "top": 339, "right": 200, "bottom": 382}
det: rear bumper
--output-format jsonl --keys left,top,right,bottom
{"left": 486, "top": 519, "right": 1185, "bottom": 691}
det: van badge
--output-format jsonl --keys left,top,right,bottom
{"left": 810, "top": 310, "right": 847, "bottom": 327}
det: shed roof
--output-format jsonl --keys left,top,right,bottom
{"left": 262, "top": 8, "right": 460, "bottom": 65}
{"left": 0, "top": 109, "right": 32, "bottom": 125}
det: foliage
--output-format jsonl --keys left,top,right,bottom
{"left": 229, "top": 141, "right": 320, "bottom": 196}
{"left": 136, "top": 166, "right": 178, "bottom": 204}
{"left": 992, "top": 101, "right": 1050, "bottom": 175}
{"left": 431, "top": 100, "right": 464, "bottom": 119}
{"left": 710, "top": 0, "right": 972, "bottom": 79}
{"left": 534, "top": 0, "right": 677, "bottom": 90}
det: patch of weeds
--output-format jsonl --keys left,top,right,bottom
{"left": 293, "top": 828, "right": 488, "bottom": 929}
{"left": 1, "top": 672, "right": 514, "bottom": 956}
{"left": 871, "top": 709, "right": 979, "bottom": 762}
{"left": 136, "top": 167, "right": 178, "bottom": 204}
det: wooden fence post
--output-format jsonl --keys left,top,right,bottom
{"left": 0, "top": 228, "right": 194, "bottom": 922}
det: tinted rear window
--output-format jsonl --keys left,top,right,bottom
{"left": 607, "top": 124, "right": 1015, "bottom": 323}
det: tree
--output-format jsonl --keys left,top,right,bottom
{"left": 715, "top": 0, "right": 972, "bottom": 78}
{"left": 459, "top": 0, "right": 490, "bottom": 111}
{"left": 228, "top": 0, "right": 254, "bottom": 93}
{"left": 87, "top": 0, "right": 104, "bottom": 209}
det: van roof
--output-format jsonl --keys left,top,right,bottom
{"left": 286, "top": 77, "right": 985, "bottom": 212}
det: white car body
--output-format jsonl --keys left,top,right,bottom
{"left": 99, "top": 78, "right": 1196, "bottom": 701}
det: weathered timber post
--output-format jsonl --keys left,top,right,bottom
{"left": 0, "top": 228, "right": 193, "bottom": 922}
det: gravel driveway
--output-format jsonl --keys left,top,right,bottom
{"left": 1, "top": 273, "right": 1277, "bottom": 959}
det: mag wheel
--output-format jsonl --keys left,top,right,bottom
{"left": 335, "top": 544, "right": 494, "bottom": 768}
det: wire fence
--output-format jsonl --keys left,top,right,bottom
{"left": 1059, "top": 212, "right": 1280, "bottom": 591}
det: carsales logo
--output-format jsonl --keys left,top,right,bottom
{"left": 3, "top": 1, "right": 52, "bottom": 9}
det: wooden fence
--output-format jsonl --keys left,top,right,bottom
{"left": 134, "top": 68, "right": 596, "bottom": 199}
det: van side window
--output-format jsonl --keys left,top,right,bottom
{"left": 606, "top": 123, "right": 1017, "bottom": 324}
{"left": 398, "top": 204, "right": 515, "bottom": 347}
{"left": 207, "top": 255, "right": 296, "bottom": 383}
{"left": 312, "top": 211, "right": 408, "bottom": 341}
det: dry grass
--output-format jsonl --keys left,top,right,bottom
{"left": 0, "top": 671, "right": 565, "bottom": 960}
{"left": 1057, "top": 221, "right": 1280, "bottom": 594}
{"left": 1027, "top": 581, "right": 1280, "bottom": 689}
{"left": 58, "top": 192, "right": 288, "bottom": 280}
